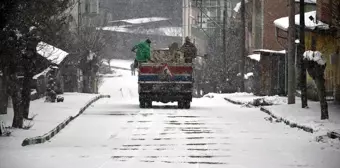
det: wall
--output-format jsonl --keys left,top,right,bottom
{"left": 263, "top": 0, "right": 288, "bottom": 50}
{"left": 305, "top": 31, "right": 340, "bottom": 93}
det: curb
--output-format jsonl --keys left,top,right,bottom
{"left": 224, "top": 98, "right": 244, "bottom": 105}
{"left": 22, "top": 94, "right": 111, "bottom": 146}
{"left": 260, "top": 107, "right": 314, "bottom": 133}
{"left": 327, "top": 131, "right": 340, "bottom": 140}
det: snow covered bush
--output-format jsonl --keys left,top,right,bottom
{"left": 303, "top": 50, "right": 326, "bottom": 65}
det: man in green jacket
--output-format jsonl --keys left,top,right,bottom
{"left": 132, "top": 39, "right": 151, "bottom": 67}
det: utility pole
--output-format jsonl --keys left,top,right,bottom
{"left": 288, "top": 0, "right": 296, "bottom": 104}
{"left": 222, "top": 0, "right": 227, "bottom": 92}
{"left": 299, "top": 0, "right": 308, "bottom": 107}
{"left": 240, "top": 0, "right": 246, "bottom": 92}
{"left": 78, "top": 0, "right": 82, "bottom": 34}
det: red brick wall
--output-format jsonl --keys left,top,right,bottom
{"left": 263, "top": 0, "right": 288, "bottom": 50}
{"left": 317, "top": 0, "right": 332, "bottom": 24}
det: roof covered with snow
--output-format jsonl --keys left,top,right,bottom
{"left": 274, "top": 11, "right": 329, "bottom": 31}
{"left": 100, "top": 26, "right": 182, "bottom": 37}
{"left": 109, "top": 17, "right": 169, "bottom": 25}
{"left": 36, "top": 42, "right": 68, "bottom": 65}
{"left": 233, "top": 0, "right": 249, "bottom": 13}
{"left": 248, "top": 54, "right": 260, "bottom": 61}
{"left": 295, "top": 0, "right": 316, "bottom": 4}
{"left": 254, "top": 49, "right": 286, "bottom": 54}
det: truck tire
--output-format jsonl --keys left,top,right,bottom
{"left": 139, "top": 100, "right": 146, "bottom": 108}
{"left": 145, "top": 101, "right": 152, "bottom": 108}
{"left": 178, "top": 101, "right": 184, "bottom": 109}
{"left": 184, "top": 101, "right": 191, "bottom": 109}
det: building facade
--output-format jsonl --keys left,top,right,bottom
{"left": 69, "top": 0, "right": 112, "bottom": 32}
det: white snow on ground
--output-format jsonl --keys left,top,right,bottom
{"left": 1, "top": 59, "right": 340, "bottom": 168}
{"left": 109, "top": 59, "right": 134, "bottom": 70}
{"left": 303, "top": 50, "right": 326, "bottom": 65}
{"left": 264, "top": 102, "right": 340, "bottom": 136}
{"left": 0, "top": 93, "right": 98, "bottom": 148}
{"left": 220, "top": 92, "right": 340, "bottom": 137}
{"left": 36, "top": 41, "right": 68, "bottom": 65}
{"left": 274, "top": 11, "right": 329, "bottom": 31}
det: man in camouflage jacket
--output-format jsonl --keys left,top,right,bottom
{"left": 180, "top": 36, "right": 197, "bottom": 63}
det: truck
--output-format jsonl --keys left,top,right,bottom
{"left": 138, "top": 48, "right": 193, "bottom": 109}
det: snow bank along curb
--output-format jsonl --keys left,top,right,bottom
{"left": 224, "top": 97, "right": 275, "bottom": 107}
{"left": 224, "top": 98, "right": 244, "bottom": 105}
{"left": 261, "top": 107, "right": 340, "bottom": 140}
{"left": 260, "top": 107, "right": 314, "bottom": 133}
{"left": 21, "top": 94, "right": 110, "bottom": 146}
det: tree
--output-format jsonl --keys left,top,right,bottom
{"left": 71, "top": 18, "right": 113, "bottom": 93}
{"left": 0, "top": 0, "right": 73, "bottom": 128}
{"left": 304, "top": 43, "right": 329, "bottom": 120}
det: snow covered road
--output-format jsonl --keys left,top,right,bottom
{"left": 1, "top": 60, "right": 339, "bottom": 168}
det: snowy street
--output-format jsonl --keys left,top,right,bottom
{"left": 1, "top": 61, "right": 339, "bottom": 168}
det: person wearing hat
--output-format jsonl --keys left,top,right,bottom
{"left": 131, "top": 39, "right": 152, "bottom": 68}
{"left": 180, "top": 36, "right": 197, "bottom": 63}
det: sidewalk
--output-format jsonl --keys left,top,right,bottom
{"left": 217, "top": 93, "right": 340, "bottom": 139}
{"left": 262, "top": 102, "right": 340, "bottom": 136}
{"left": 0, "top": 93, "right": 99, "bottom": 148}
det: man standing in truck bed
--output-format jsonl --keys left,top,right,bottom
{"left": 131, "top": 39, "right": 151, "bottom": 68}
{"left": 180, "top": 36, "right": 197, "bottom": 63}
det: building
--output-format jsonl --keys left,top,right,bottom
{"left": 183, "top": 0, "right": 239, "bottom": 57}
{"left": 315, "top": 0, "right": 340, "bottom": 102}
{"left": 68, "top": 0, "right": 112, "bottom": 32}
{"left": 274, "top": 0, "right": 340, "bottom": 102}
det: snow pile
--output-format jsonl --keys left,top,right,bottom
{"left": 303, "top": 50, "right": 326, "bottom": 65}
{"left": 36, "top": 42, "right": 68, "bottom": 65}
{"left": 261, "top": 95, "right": 288, "bottom": 105}
{"left": 274, "top": 11, "right": 329, "bottom": 31}
{"left": 223, "top": 92, "right": 288, "bottom": 106}
{"left": 248, "top": 54, "right": 260, "bottom": 61}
